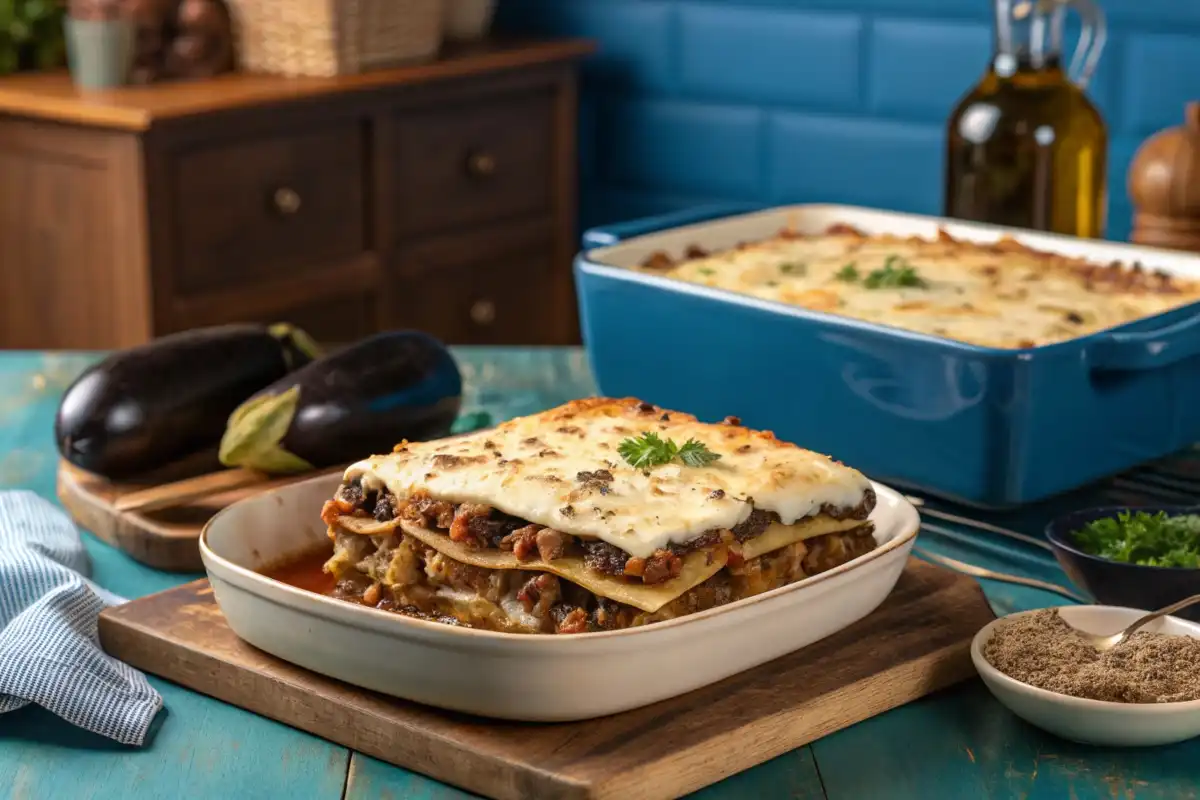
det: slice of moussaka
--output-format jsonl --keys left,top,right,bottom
{"left": 320, "top": 397, "right": 878, "bottom": 635}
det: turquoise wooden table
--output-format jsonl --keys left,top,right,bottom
{"left": 2, "top": 348, "right": 1198, "bottom": 800}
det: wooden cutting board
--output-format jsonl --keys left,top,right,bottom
{"left": 56, "top": 459, "right": 336, "bottom": 572}
{"left": 57, "top": 460, "right": 215, "bottom": 572}
{"left": 98, "top": 558, "right": 995, "bottom": 800}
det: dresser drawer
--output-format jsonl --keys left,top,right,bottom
{"left": 265, "top": 292, "right": 378, "bottom": 347}
{"left": 172, "top": 125, "right": 367, "bottom": 294}
{"left": 388, "top": 220, "right": 564, "bottom": 345}
{"left": 388, "top": 89, "right": 554, "bottom": 239}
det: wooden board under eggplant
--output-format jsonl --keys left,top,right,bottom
{"left": 56, "top": 459, "right": 340, "bottom": 572}
{"left": 98, "top": 558, "right": 995, "bottom": 800}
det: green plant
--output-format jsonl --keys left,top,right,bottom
{"left": 0, "top": 0, "right": 67, "bottom": 75}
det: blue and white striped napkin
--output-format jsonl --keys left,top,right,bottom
{"left": 0, "top": 490, "right": 163, "bottom": 745}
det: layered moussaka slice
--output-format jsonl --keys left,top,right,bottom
{"left": 320, "top": 397, "right": 878, "bottom": 634}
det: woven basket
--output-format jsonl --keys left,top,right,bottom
{"left": 227, "top": 0, "right": 444, "bottom": 78}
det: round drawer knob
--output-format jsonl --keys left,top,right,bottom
{"left": 470, "top": 299, "right": 496, "bottom": 325}
{"left": 273, "top": 187, "right": 302, "bottom": 215}
{"left": 466, "top": 151, "right": 497, "bottom": 178}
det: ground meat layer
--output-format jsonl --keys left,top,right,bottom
{"left": 323, "top": 480, "right": 876, "bottom": 589}
{"left": 323, "top": 524, "right": 877, "bottom": 634}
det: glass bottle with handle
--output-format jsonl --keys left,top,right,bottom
{"left": 944, "top": 0, "right": 1108, "bottom": 238}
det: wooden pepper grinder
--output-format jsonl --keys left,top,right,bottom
{"left": 1128, "top": 102, "right": 1200, "bottom": 252}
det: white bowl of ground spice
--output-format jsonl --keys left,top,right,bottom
{"left": 972, "top": 605, "right": 1200, "bottom": 747}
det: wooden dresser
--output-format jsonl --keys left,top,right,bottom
{"left": 0, "top": 39, "right": 593, "bottom": 350}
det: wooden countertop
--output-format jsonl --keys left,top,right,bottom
{"left": 0, "top": 38, "right": 595, "bottom": 131}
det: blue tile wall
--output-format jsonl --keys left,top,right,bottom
{"left": 678, "top": 6, "right": 863, "bottom": 110}
{"left": 498, "top": 0, "right": 1200, "bottom": 242}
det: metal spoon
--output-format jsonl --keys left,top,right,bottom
{"left": 1065, "top": 594, "right": 1200, "bottom": 652}
{"left": 905, "top": 494, "right": 1053, "bottom": 551}
{"left": 914, "top": 547, "right": 1087, "bottom": 602}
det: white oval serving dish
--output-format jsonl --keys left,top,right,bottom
{"left": 200, "top": 473, "right": 920, "bottom": 721}
{"left": 972, "top": 605, "right": 1200, "bottom": 747}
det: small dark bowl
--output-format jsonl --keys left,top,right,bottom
{"left": 1046, "top": 506, "right": 1200, "bottom": 622}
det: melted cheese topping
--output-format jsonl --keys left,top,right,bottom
{"left": 344, "top": 397, "right": 871, "bottom": 560}
{"left": 635, "top": 227, "right": 1200, "bottom": 349}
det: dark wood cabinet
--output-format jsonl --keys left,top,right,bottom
{"left": 388, "top": 88, "right": 555, "bottom": 238}
{"left": 0, "top": 39, "right": 592, "bottom": 350}
{"left": 248, "top": 293, "right": 378, "bottom": 346}
{"left": 172, "top": 123, "right": 369, "bottom": 295}
{"left": 391, "top": 217, "right": 559, "bottom": 344}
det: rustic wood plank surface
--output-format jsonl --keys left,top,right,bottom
{"left": 1, "top": 348, "right": 1198, "bottom": 800}
{"left": 341, "top": 746, "right": 830, "bottom": 800}
{"left": 96, "top": 560, "right": 991, "bottom": 800}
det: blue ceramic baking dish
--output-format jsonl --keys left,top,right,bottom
{"left": 574, "top": 203, "right": 1200, "bottom": 508}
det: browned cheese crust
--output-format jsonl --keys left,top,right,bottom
{"left": 636, "top": 223, "right": 1200, "bottom": 349}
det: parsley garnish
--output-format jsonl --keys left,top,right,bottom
{"left": 863, "top": 255, "right": 927, "bottom": 289}
{"left": 835, "top": 263, "right": 859, "bottom": 282}
{"left": 1072, "top": 511, "right": 1200, "bottom": 568}
{"left": 678, "top": 439, "right": 722, "bottom": 467}
{"left": 779, "top": 262, "right": 806, "bottom": 275}
{"left": 617, "top": 432, "right": 721, "bottom": 469}
{"left": 698, "top": 267, "right": 715, "bottom": 276}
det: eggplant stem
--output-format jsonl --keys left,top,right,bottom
{"left": 268, "top": 322, "right": 323, "bottom": 366}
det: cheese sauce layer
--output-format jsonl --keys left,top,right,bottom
{"left": 635, "top": 225, "right": 1200, "bottom": 349}
{"left": 345, "top": 397, "right": 872, "bottom": 560}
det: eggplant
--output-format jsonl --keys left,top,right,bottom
{"left": 218, "top": 330, "right": 463, "bottom": 473}
{"left": 55, "top": 323, "right": 320, "bottom": 479}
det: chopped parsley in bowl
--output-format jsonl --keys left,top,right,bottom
{"left": 1072, "top": 511, "right": 1200, "bottom": 568}
{"left": 1045, "top": 506, "right": 1200, "bottom": 621}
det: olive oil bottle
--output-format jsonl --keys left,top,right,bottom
{"left": 944, "top": 0, "right": 1108, "bottom": 238}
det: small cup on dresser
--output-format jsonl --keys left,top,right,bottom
{"left": 65, "top": 0, "right": 136, "bottom": 90}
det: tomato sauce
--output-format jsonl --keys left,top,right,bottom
{"left": 260, "top": 547, "right": 336, "bottom": 595}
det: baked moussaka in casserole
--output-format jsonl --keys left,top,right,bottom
{"left": 320, "top": 397, "right": 877, "bottom": 635}
{"left": 636, "top": 223, "right": 1200, "bottom": 349}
